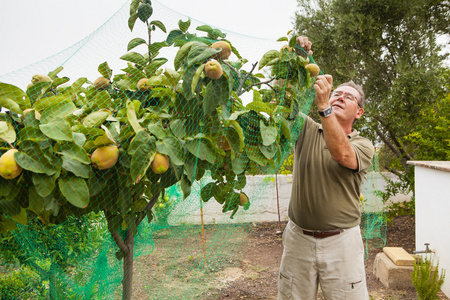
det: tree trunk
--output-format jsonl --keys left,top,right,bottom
{"left": 122, "top": 230, "right": 134, "bottom": 300}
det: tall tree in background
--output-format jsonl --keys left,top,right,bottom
{"left": 294, "top": 0, "right": 449, "bottom": 201}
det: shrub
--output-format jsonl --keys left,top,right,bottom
{"left": 412, "top": 255, "right": 446, "bottom": 300}
{"left": 0, "top": 266, "right": 45, "bottom": 299}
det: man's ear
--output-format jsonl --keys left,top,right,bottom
{"left": 355, "top": 107, "right": 364, "bottom": 120}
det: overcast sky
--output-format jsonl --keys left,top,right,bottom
{"left": 0, "top": 0, "right": 298, "bottom": 77}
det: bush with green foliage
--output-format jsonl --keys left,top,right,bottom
{"left": 412, "top": 256, "right": 446, "bottom": 300}
{"left": 0, "top": 266, "right": 45, "bottom": 299}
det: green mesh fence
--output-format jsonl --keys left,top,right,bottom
{"left": 0, "top": 0, "right": 385, "bottom": 299}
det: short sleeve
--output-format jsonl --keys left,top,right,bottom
{"left": 351, "top": 137, "right": 375, "bottom": 172}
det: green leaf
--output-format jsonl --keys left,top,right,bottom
{"left": 62, "top": 157, "right": 90, "bottom": 178}
{"left": 120, "top": 52, "right": 147, "bottom": 66}
{"left": 73, "top": 132, "right": 86, "bottom": 147}
{"left": 72, "top": 77, "right": 88, "bottom": 91}
{"left": 0, "top": 96, "right": 23, "bottom": 114}
{"left": 48, "top": 66, "right": 64, "bottom": 79}
{"left": 26, "top": 81, "right": 52, "bottom": 104}
{"left": 148, "top": 41, "right": 169, "bottom": 55}
{"left": 170, "top": 119, "right": 186, "bottom": 139}
{"left": 166, "top": 30, "right": 184, "bottom": 45}
{"left": 32, "top": 173, "right": 56, "bottom": 197}
{"left": 126, "top": 100, "right": 143, "bottom": 133}
{"left": 259, "top": 142, "right": 277, "bottom": 159}
{"left": 231, "top": 153, "right": 249, "bottom": 174}
{"left": 10, "top": 207, "right": 27, "bottom": 225}
{"left": 98, "top": 62, "right": 113, "bottom": 79}
{"left": 258, "top": 50, "right": 281, "bottom": 70}
{"left": 82, "top": 110, "right": 111, "bottom": 128}
{"left": 130, "top": 0, "right": 140, "bottom": 13}
{"left": 280, "top": 119, "right": 291, "bottom": 141}
{"left": 178, "top": 18, "right": 191, "bottom": 33}
{"left": 191, "top": 63, "right": 205, "bottom": 93}
{"left": 0, "top": 218, "right": 17, "bottom": 232}
{"left": 246, "top": 146, "right": 268, "bottom": 166}
{"left": 116, "top": 78, "right": 135, "bottom": 90}
{"left": 174, "top": 41, "right": 200, "bottom": 70}
{"left": 187, "top": 47, "right": 220, "bottom": 67}
{"left": 52, "top": 77, "right": 70, "bottom": 88}
{"left": 0, "top": 82, "right": 29, "bottom": 110}
{"left": 122, "top": 66, "right": 146, "bottom": 80}
{"left": 39, "top": 119, "right": 73, "bottom": 141}
{"left": 182, "top": 65, "right": 197, "bottom": 100}
{"left": 137, "top": 3, "right": 153, "bottom": 22}
{"left": 201, "top": 182, "right": 215, "bottom": 202}
{"left": 0, "top": 178, "right": 14, "bottom": 197}
{"left": 39, "top": 101, "right": 77, "bottom": 124}
{"left": 180, "top": 175, "right": 191, "bottom": 200}
{"left": 150, "top": 20, "right": 166, "bottom": 33}
{"left": 234, "top": 173, "right": 246, "bottom": 190}
{"left": 156, "top": 136, "right": 185, "bottom": 166}
{"left": 55, "top": 142, "right": 90, "bottom": 164}
{"left": 147, "top": 123, "right": 167, "bottom": 139}
{"left": 186, "top": 138, "right": 216, "bottom": 164}
{"left": 59, "top": 177, "right": 89, "bottom": 208}
{"left": 196, "top": 25, "right": 213, "bottom": 34}
{"left": 34, "top": 94, "right": 70, "bottom": 112}
{"left": 27, "top": 187, "right": 52, "bottom": 214}
{"left": 144, "top": 58, "right": 168, "bottom": 77}
{"left": 226, "top": 120, "right": 245, "bottom": 149}
{"left": 128, "top": 129, "right": 155, "bottom": 155}
{"left": 130, "top": 135, "right": 156, "bottom": 182}
{"left": 0, "top": 199, "right": 21, "bottom": 217}
{"left": 0, "top": 121, "right": 16, "bottom": 143}
{"left": 128, "top": 13, "right": 139, "bottom": 31}
{"left": 203, "top": 76, "right": 229, "bottom": 115}
{"left": 127, "top": 38, "right": 147, "bottom": 52}
{"left": 246, "top": 90, "right": 272, "bottom": 115}
{"left": 92, "top": 90, "right": 112, "bottom": 109}
{"left": 18, "top": 127, "right": 47, "bottom": 142}
{"left": 210, "top": 29, "right": 226, "bottom": 39}
{"left": 277, "top": 37, "right": 289, "bottom": 42}
{"left": 260, "top": 120, "right": 278, "bottom": 146}
{"left": 14, "top": 151, "right": 51, "bottom": 175}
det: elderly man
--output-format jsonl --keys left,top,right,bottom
{"left": 278, "top": 36, "right": 374, "bottom": 300}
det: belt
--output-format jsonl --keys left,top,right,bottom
{"left": 302, "top": 229, "right": 342, "bottom": 238}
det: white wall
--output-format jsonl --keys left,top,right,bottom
{"left": 412, "top": 162, "right": 450, "bottom": 297}
{"left": 167, "top": 172, "right": 409, "bottom": 225}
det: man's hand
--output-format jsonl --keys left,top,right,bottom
{"left": 295, "top": 36, "right": 313, "bottom": 57}
{"left": 314, "top": 75, "right": 333, "bottom": 111}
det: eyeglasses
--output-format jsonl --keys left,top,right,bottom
{"left": 331, "top": 91, "right": 361, "bottom": 108}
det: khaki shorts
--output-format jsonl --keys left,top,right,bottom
{"left": 278, "top": 220, "right": 369, "bottom": 300}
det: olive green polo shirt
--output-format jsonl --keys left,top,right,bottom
{"left": 288, "top": 115, "right": 375, "bottom": 231}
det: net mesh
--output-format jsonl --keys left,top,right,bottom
{"left": 0, "top": 0, "right": 385, "bottom": 299}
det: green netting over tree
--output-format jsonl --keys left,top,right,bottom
{"left": 0, "top": 0, "right": 385, "bottom": 299}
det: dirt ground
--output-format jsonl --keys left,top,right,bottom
{"left": 214, "top": 215, "right": 448, "bottom": 300}
{"left": 132, "top": 215, "right": 448, "bottom": 300}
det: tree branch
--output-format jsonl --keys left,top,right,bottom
{"left": 237, "top": 62, "right": 258, "bottom": 96}
{"left": 135, "top": 191, "right": 161, "bottom": 227}
{"left": 112, "top": 230, "right": 129, "bottom": 255}
{"left": 242, "top": 78, "right": 277, "bottom": 94}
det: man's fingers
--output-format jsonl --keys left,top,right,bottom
{"left": 296, "top": 36, "right": 312, "bottom": 54}
{"left": 325, "top": 74, "right": 333, "bottom": 86}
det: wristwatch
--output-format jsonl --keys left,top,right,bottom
{"left": 318, "top": 106, "right": 333, "bottom": 117}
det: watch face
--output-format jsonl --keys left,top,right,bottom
{"left": 319, "top": 106, "right": 333, "bottom": 117}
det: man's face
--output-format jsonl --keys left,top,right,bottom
{"left": 329, "top": 86, "right": 363, "bottom": 123}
